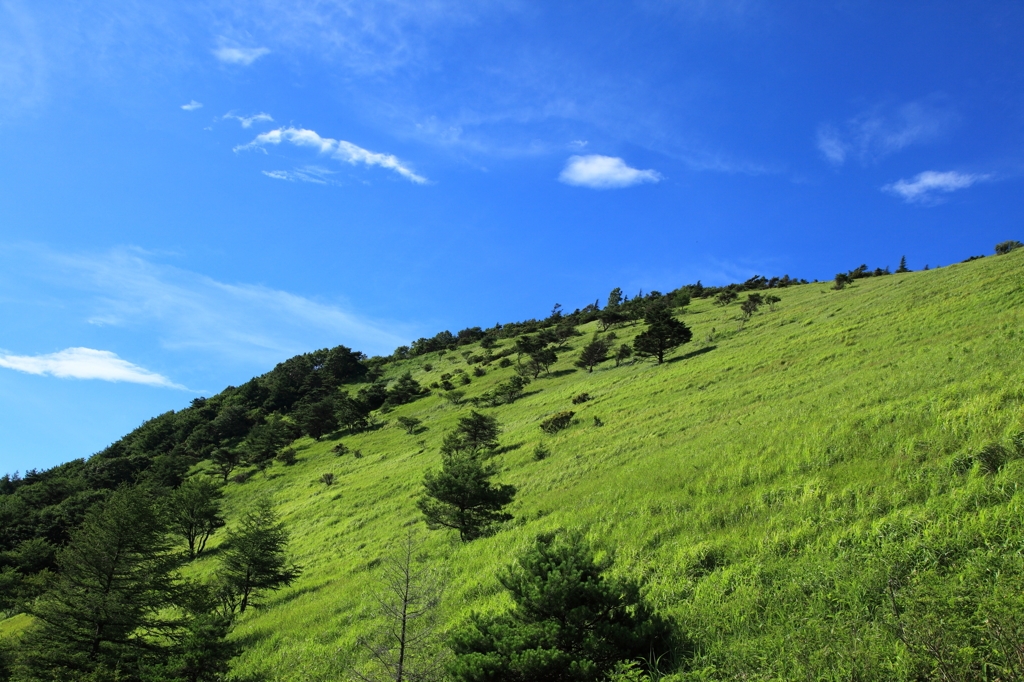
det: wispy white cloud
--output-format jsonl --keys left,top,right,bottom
{"left": 237, "top": 127, "right": 428, "bottom": 184}
{"left": 181, "top": 100, "right": 203, "bottom": 111}
{"left": 0, "top": 1, "right": 48, "bottom": 121}
{"left": 817, "top": 99, "right": 958, "bottom": 166}
{"left": 212, "top": 46, "right": 270, "bottom": 66}
{"left": 558, "top": 155, "right": 662, "bottom": 189}
{"left": 0, "top": 347, "right": 186, "bottom": 389}
{"left": 6, "top": 246, "right": 410, "bottom": 362}
{"left": 882, "top": 170, "right": 989, "bottom": 204}
{"left": 815, "top": 124, "right": 848, "bottom": 165}
{"left": 568, "top": 140, "right": 589, "bottom": 150}
{"left": 224, "top": 111, "right": 273, "bottom": 128}
{"left": 262, "top": 166, "right": 336, "bottom": 184}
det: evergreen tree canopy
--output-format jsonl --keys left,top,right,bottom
{"left": 16, "top": 485, "right": 181, "bottom": 680}
{"left": 447, "top": 531, "right": 673, "bottom": 682}
{"left": 418, "top": 415, "right": 514, "bottom": 542}
{"left": 417, "top": 452, "right": 516, "bottom": 543}
{"left": 575, "top": 337, "right": 610, "bottom": 373}
{"left": 218, "top": 499, "right": 301, "bottom": 614}
{"left": 632, "top": 305, "right": 692, "bottom": 364}
{"left": 165, "top": 478, "right": 225, "bottom": 559}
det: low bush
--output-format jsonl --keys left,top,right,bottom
{"left": 540, "top": 411, "right": 575, "bottom": 434}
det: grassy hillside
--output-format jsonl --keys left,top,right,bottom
{"left": 7, "top": 251, "right": 1024, "bottom": 680}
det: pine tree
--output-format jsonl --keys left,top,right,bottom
{"left": 632, "top": 304, "right": 692, "bottom": 364}
{"left": 165, "top": 478, "right": 225, "bottom": 559}
{"left": 218, "top": 499, "right": 301, "bottom": 614}
{"left": 447, "top": 532, "right": 673, "bottom": 682}
{"left": 15, "top": 485, "right": 181, "bottom": 679}
{"left": 896, "top": 255, "right": 910, "bottom": 273}
{"left": 575, "top": 337, "right": 610, "bottom": 373}
{"left": 418, "top": 417, "right": 514, "bottom": 542}
{"left": 417, "top": 452, "right": 516, "bottom": 542}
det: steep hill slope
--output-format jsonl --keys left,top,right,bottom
{"left": 3, "top": 250, "right": 1023, "bottom": 681}
{"left": 202, "top": 250, "right": 1024, "bottom": 680}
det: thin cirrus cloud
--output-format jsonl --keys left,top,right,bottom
{"left": 237, "top": 127, "right": 428, "bottom": 184}
{"left": 558, "top": 155, "right": 662, "bottom": 189}
{"left": 5, "top": 245, "right": 411, "bottom": 364}
{"left": 0, "top": 347, "right": 186, "bottom": 389}
{"left": 882, "top": 171, "right": 989, "bottom": 204}
{"left": 180, "top": 100, "right": 203, "bottom": 111}
{"left": 262, "top": 166, "right": 337, "bottom": 184}
{"left": 212, "top": 46, "right": 270, "bottom": 66}
{"left": 224, "top": 112, "right": 274, "bottom": 128}
{"left": 816, "top": 100, "right": 957, "bottom": 166}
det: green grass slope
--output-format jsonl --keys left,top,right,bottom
{"left": 203, "top": 251, "right": 1024, "bottom": 680}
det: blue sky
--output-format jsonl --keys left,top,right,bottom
{"left": 1, "top": 0, "right": 1022, "bottom": 475}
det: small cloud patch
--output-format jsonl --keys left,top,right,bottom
{"left": 883, "top": 170, "right": 989, "bottom": 204}
{"left": 0, "top": 348, "right": 186, "bottom": 389}
{"left": 181, "top": 100, "right": 203, "bottom": 111}
{"left": 213, "top": 46, "right": 270, "bottom": 66}
{"left": 559, "top": 155, "right": 662, "bottom": 189}
{"left": 225, "top": 112, "right": 274, "bottom": 128}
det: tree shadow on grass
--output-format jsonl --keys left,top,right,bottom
{"left": 491, "top": 441, "right": 525, "bottom": 456}
{"left": 667, "top": 345, "right": 717, "bottom": 363}
{"left": 544, "top": 368, "right": 578, "bottom": 379}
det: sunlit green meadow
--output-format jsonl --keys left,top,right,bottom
{"left": 142, "top": 252, "right": 1024, "bottom": 679}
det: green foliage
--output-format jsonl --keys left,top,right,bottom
{"left": 387, "top": 372, "right": 425, "bottom": 408}
{"left": 397, "top": 416, "right": 424, "bottom": 435}
{"left": 713, "top": 291, "right": 737, "bottom": 306}
{"left": 614, "top": 344, "right": 633, "bottom": 367}
{"left": 276, "top": 448, "right": 298, "bottom": 466}
{"left": 446, "top": 531, "right": 673, "bottom": 682}
{"left": 994, "top": 240, "right": 1022, "bottom": 255}
{"left": 208, "top": 447, "right": 244, "bottom": 483}
{"left": 296, "top": 397, "right": 340, "bottom": 441}
{"left": 442, "top": 390, "right": 466, "bottom": 406}
{"left": 417, "top": 450, "right": 516, "bottom": 543}
{"left": 571, "top": 393, "right": 592, "bottom": 405}
{"left": 533, "top": 444, "right": 551, "bottom": 461}
{"left": 165, "top": 478, "right": 225, "bottom": 559}
{"left": 896, "top": 255, "right": 911, "bottom": 273}
{"left": 576, "top": 337, "right": 610, "bottom": 373}
{"left": 217, "top": 499, "right": 301, "bottom": 614}
{"left": 485, "top": 375, "right": 530, "bottom": 406}
{"left": 632, "top": 305, "right": 692, "bottom": 364}
{"left": 243, "top": 415, "right": 299, "bottom": 470}
{"left": 441, "top": 411, "right": 501, "bottom": 458}
{"left": 14, "top": 485, "right": 181, "bottom": 680}
{"left": 540, "top": 411, "right": 575, "bottom": 434}
{"left": 149, "top": 612, "right": 241, "bottom": 682}
{"left": 418, "top": 414, "right": 514, "bottom": 542}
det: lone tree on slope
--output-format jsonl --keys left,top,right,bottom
{"left": 632, "top": 304, "right": 692, "bottom": 364}
{"left": 446, "top": 531, "right": 674, "bottom": 682}
{"left": 218, "top": 499, "right": 301, "bottom": 614}
{"left": 418, "top": 413, "right": 515, "bottom": 542}
{"left": 575, "top": 336, "right": 610, "bottom": 373}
